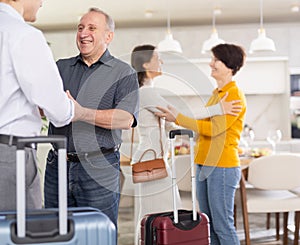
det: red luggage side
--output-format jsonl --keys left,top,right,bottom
{"left": 141, "top": 211, "right": 210, "bottom": 245}
{"left": 140, "top": 130, "right": 211, "bottom": 245}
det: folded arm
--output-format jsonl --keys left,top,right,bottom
{"left": 67, "top": 91, "right": 134, "bottom": 129}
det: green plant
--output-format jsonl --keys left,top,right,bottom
{"left": 41, "top": 116, "right": 49, "bottom": 135}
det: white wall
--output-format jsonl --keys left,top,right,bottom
{"left": 43, "top": 22, "right": 300, "bottom": 140}
{"left": 44, "top": 22, "right": 300, "bottom": 67}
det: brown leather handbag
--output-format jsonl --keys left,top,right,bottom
{"left": 131, "top": 119, "right": 168, "bottom": 183}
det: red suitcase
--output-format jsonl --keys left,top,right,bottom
{"left": 140, "top": 129, "right": 210, "bottom": 245}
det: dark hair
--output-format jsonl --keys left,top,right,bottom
{"left": 131, "top": 44, "right": 156, "bottom": 87}
{"left": 211, "top": 44, "right": 246, "bottom": 76}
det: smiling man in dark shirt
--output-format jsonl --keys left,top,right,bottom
{"left": 44, "top": 8, "right": 139, "bottom": 229}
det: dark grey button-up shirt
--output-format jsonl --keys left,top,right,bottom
{"left": 49, "top": 50, "right": 139, "bottom": 152}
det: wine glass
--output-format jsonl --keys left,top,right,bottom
{"left": 266, "top": 129, "right": 282, "bottom": 154}
{"left": 241, "top": 128, "right": 255, "bottom": 156}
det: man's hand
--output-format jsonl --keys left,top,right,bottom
{"left": 66, "top": 90, "right": 133, "bottom": 129}
{"left": 66, "top": 90, "right": 85, "bottom": 122}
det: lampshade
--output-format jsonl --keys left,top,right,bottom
{"left": 201, "top": 28, "right": 225, "bottom": 54}
{"left": 249, "top": 28, "right": 276, "bottom": 53}
{"left": 157, "top": 1, "right": 182, "bottom": 53}
{"left": 249, "top": 0, "right": 276, "bottom": 53}
{"left": 201, "top": 8, "right": 225, "bottom": 54}
{"left": 157, "top": 32, "right": 183, "bottom": 53}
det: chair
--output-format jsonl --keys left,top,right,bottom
{"left": 239, "top": 154, "right": 300, "bottom": 245}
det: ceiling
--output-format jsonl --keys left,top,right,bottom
{"left": 34, "top": 0, "right": 300, "bottom": 31}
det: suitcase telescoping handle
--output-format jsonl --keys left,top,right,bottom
{"left": 169, "top": 129, "right": 194, "bottom": 139}
{"left": 16, "top": 136, "right": 67, "bottom": 238}
{"left": 169, "top": 129, "right": 197, "bottom": 224}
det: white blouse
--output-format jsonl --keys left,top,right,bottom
{"left": 133, "top": 83, "right": 223, "bottom": 245}
{"left": 132, "top": 84, "right": 223, "bottom": 163}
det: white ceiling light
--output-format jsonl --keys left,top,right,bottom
{"left": 291, "top": 4, "right": 300, "bottom": 12}
{"left": 249, "top": 0, "right": 276, "bottom": 54}
{"left": 144, "top": 10, "right": 153, "bottom": 18}
{"left": 157, "top": 1, "right": 182, "bottom": 53}
{"left": 201, "top": 8, "right": 225, "bottom": 54}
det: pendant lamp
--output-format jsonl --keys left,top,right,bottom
{"left": 157, "top": 3, "right": 182, "bottom": 53}
{"left": 201, "top": 8, "right": 225, "bottom": 54}
{"left": 249, "top": 0, "right": 276, "bottom": 53}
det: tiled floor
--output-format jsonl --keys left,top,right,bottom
{"left": 118, "top": 205, "right": 135, "bottom": 245}
{"left": 118, "top": 196, "right": 298, "bottom": 245}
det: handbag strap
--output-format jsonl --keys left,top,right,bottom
{"left": 130, "top": 118, "right": 164, "bottom": 162}
{"left": 130, "top": 126, "right": 134, "bottom": 162}
{"left": 137, "top": 149, "right": 157, "bottom": 162}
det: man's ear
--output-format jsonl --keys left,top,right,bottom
{"left": 105, "top": 31, "right": 114, "bottom": 44}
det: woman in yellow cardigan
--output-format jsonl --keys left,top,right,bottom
{"left": 156, "top": 43, "right": 246, "bottom": 245}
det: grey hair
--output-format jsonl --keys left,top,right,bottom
{"left": 88, "top": 7, "right": 115, "bottom": 32}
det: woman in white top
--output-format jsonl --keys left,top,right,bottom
{"left": 130, "top": 44, "right": 241, "bottom": 244}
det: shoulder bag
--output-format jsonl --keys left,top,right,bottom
{"left": 131, "top": 119, "right": 168, "bottom": 183}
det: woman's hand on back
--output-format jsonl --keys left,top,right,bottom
{"left": 220, "top": 92, "right": 242, "bottom": 116}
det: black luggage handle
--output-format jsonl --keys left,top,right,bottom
{"left": 169, "top": 129, "right": 194, "bottom": 139}
{"left": 17, "top": 135, "right": 66, "bottom": 149}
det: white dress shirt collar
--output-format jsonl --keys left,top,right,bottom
{"left": 0, "top": 2, "right": 24, "bottom": 22}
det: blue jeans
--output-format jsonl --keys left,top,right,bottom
{"left": 44, "top": 149, "right": 121, "bottom": 228}
{"left": 196, "top": 165, "right": 241, "bottom": 245}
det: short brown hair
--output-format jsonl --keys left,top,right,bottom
{"left": 211, "top": 44, "right": 246, "bottom": 76}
